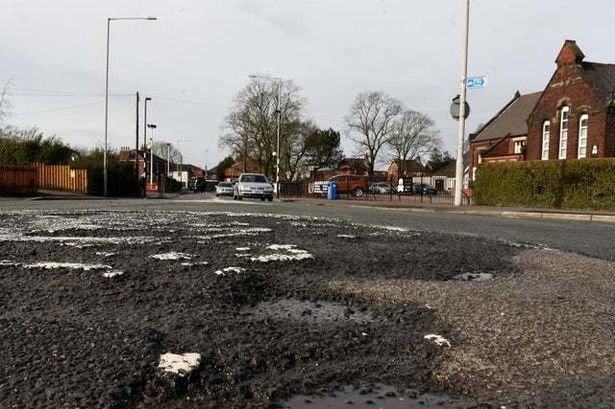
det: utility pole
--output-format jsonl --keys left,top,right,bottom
{"left": 135, "top": 91, "right": 140, "bottom": 195}
{"left": 454, "top": 0, "right": 470, "bottom": 207}
{"left": 276, "top": 79, "right": 282, "bottom": 198}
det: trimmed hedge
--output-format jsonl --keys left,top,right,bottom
{"left": 474, "top": 159, "right": 615, "bottom": 210}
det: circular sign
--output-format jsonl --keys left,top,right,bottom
{"left": 450, "top": 95, "right": 470, "bottom": 120}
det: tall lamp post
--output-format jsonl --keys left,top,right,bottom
{"left": 147, "top": 123, "right": 157, "bottom": 185}
{"left": 103, "top": 16, "right": 157, "bottom": 197}
{"left": 454, "top": 1, "right": 470, "bottom": 207}
{"left": 249, "top": 74, "right": 282, "bottom": 198}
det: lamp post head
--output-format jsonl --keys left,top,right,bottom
{"left": 147, "top": 124, "right": 157, "bottom": 129}
{"left": 145, "top": 97, "right": 152, "bottom": 102}
{"left": 146, "top": 17, "right": 157, "bottom": 20}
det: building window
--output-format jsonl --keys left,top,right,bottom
{"left": 514, "top": 140, "right": 526, "bottom": 154}
{"left": 578, "top": 114, "right": 588, "bottom": 158}
{"left": 559, "top": 107, "right": 569, "bottom": 159}
{"left": 541, "top": 121, "right": 550, "bottom": 160}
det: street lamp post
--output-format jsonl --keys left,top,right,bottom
{"left": 249, "top": 74, "right": 282, "bottom": 198}
{"left": 147, "top": 124, "right": 157, "bottom": 185}
{"left": 454, "top": 1, "right": 470, "bottom": 207}
{"left": 103, "top": 16, "right": 156, "bottom": 197}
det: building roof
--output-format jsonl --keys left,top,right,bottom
{"left": 583, "top": 62, "right": 615, "bottom": 102}
{"left": 390, "top": 158, "right": 426, "bottom": 174}
{"left": 471, "top": 91, "right": 542, "bottom": 143}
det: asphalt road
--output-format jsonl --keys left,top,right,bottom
{"left": 4, "top": 194, "right": 614, "bottom": 261}
{"left": 2, "top": 195, "right": 615, "bottom": 408}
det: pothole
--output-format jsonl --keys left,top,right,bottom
{"left": 452, "top": 272, "right": 494, "bottom": 282}
{"left": 249, "top": 299, "right": 379, "bottom": 325}
{"left": 282, "top": 384, "right": 471, "bottom": 408}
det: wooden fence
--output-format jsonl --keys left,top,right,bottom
{"left": 0, "top": 163, "right": 88, "bottom": 194}
{"left": 37, "top": 164, "right": 88, "bottom": 193}
{"left": 0, "top": 164, "right": 38, "bottom": 194}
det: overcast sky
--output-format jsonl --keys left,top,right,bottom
{"left": 2, "top": 0, "right": 615, "bottom": 169}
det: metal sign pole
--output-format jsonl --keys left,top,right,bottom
{"left": 454, "top": 0, "right": 470, "bottom": 207}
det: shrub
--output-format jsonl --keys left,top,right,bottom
{"left": 474, "top": 159, "right": 615, "bottom": 210}
{"left": 72, "top": 149, "right": 138, "bottom": 197}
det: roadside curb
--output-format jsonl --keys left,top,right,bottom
{"left": 281, "top": 199, "right": 615, "bottom": 224}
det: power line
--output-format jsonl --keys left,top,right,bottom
{"left": 12, "top": 93, "right": 133, "bottom": 98}
{"left": 11, "top": 101, "right": 104, "bottom": 116}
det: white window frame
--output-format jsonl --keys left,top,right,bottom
{"left": 541, "top": 121, "right": 550, "bottom": 160}
{"left": 577, "top": 114, "right": 588, "bottom": 159}
{"left": 513, "top": 138, "right": 525, "bottom": 154}
{"left": 559, "top": 107, "right": 569, "bottom": 159}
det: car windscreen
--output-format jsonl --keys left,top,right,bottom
{"left": 241, "top": 175, "right": 268, "bottom": 183}
{"left": 219, "top": 183, "right": 232, "bottom": 187}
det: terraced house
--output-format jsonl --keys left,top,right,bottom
{"left": 469, "top": 40, "right": 615, "bottom": 183}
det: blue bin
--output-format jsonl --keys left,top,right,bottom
{"left": 327, "top": 182, "right": 337, "bottom": 200}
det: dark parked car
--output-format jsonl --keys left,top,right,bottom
{"left": 413, "top": 183, "right": 438, "bottom": 195}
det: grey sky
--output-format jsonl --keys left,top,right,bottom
{"left": 2, "top": 0, "right": 614, "bottom": 169}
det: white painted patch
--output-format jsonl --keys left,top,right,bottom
{"left": 267, "top": 244, "right": 296, "bottom": 251}
{"left": 180, "top": 261, "right": 209, "bottom": 267}
{"left": 0, "top": 260, "right": 20, "bottom": 267}
{"left": 250, "top": 253, "right": 313, "bottom": 263}
{"left": 150, "top": 252, "right": 194, "bottom": 261}
{"left": 424, "top": 334, "right": 452, "bottom": 347}
{"left": 337, "top": 234, "right": 357, "bottom": 239}
{"left": 102, "top": 271, "right": 124, "bottom": 278}
{"left": 0, "top": 234, "right": 157, "bottom": 245}
{"left": 379, "top": 226, "right": 409, "bottom": 232}
{"left": 23, "top": 262, "right": 112, "bottom": 271}
{"left": 158, "top": 352, "right": 201, "bottom": 376}
{"left": 287, "top": 248, "right": 310, "bottom": 254}
{"left": 235, "top": 247, "right": 251, "bottom": 251}
{"left": 95, "top": 252, "right": 117, "bottom": 258}
{"left": 214, "top": 267, "right": 246, "bottom": 276}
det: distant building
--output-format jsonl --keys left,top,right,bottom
{"left": 387, "top": 157, "right": 426, "bottom": 182}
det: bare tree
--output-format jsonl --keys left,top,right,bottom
{"left": 280, "top": 120, "right": 313, "bottom": 182}
{"left": 346, "top": 91, "right": 401, "bottom": 176}
{"left": 151, "top": 141, "right": 182, "bottom": 166}
{"left": 0, "top": 79, "right": 12, "bottom": 125}
{"left": 387, "top": 110, "right": 441, "bottom": 176}
{"left": 220, "top": 79, "right": 303, "bottom": 179}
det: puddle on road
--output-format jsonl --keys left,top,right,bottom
{"left": 283, "top": 384, "right": 470, "bottom": 409}
{"left": 250, "top": 299, "right": 377, "bottom": 325}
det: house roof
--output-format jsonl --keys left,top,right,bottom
{"left": 582, "top": 62, "right": 615, "bottom": 102}
{"left": 391, "top": 159, "right": 426, "bottom": 173}
{"left": 471, "top": 91, "right": 542, "bottom": 143}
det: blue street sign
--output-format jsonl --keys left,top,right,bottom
{"left": 466, "top": 76, "right": 487, "bottom": 90}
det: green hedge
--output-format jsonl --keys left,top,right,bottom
{"left": 474, "top": 159, "right": 615, "bottom": 210}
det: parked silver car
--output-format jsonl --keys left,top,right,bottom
{"left": 215, "top": 182, "right": 234, "bottom": 197}
{"left": 369, "top": 182, "right": 393, "bottom": 194}
{"left": 233, "top": 173, "right": 274, "bottom": 201}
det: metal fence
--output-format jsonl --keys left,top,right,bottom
{"left": 279, "top": 177, "right": 472, "bottom": 206}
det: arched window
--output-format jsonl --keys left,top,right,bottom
{"left": 558, "top": 107, "right": 569, "bottom": 159}
{"left": 541, "top": 121, "right": 550, "bottom": 160}
{"left": 577, "top": 114, "right": 588, "bottom": 158}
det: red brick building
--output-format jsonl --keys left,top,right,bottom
{"left": 469, "top": 40, "right": 615, "bottom": 182}
{"left": 469, "top": 91, "right": 541, "bottom": 179}
{"left": 527, "top": 40, "right": 615, "bottom": 161}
